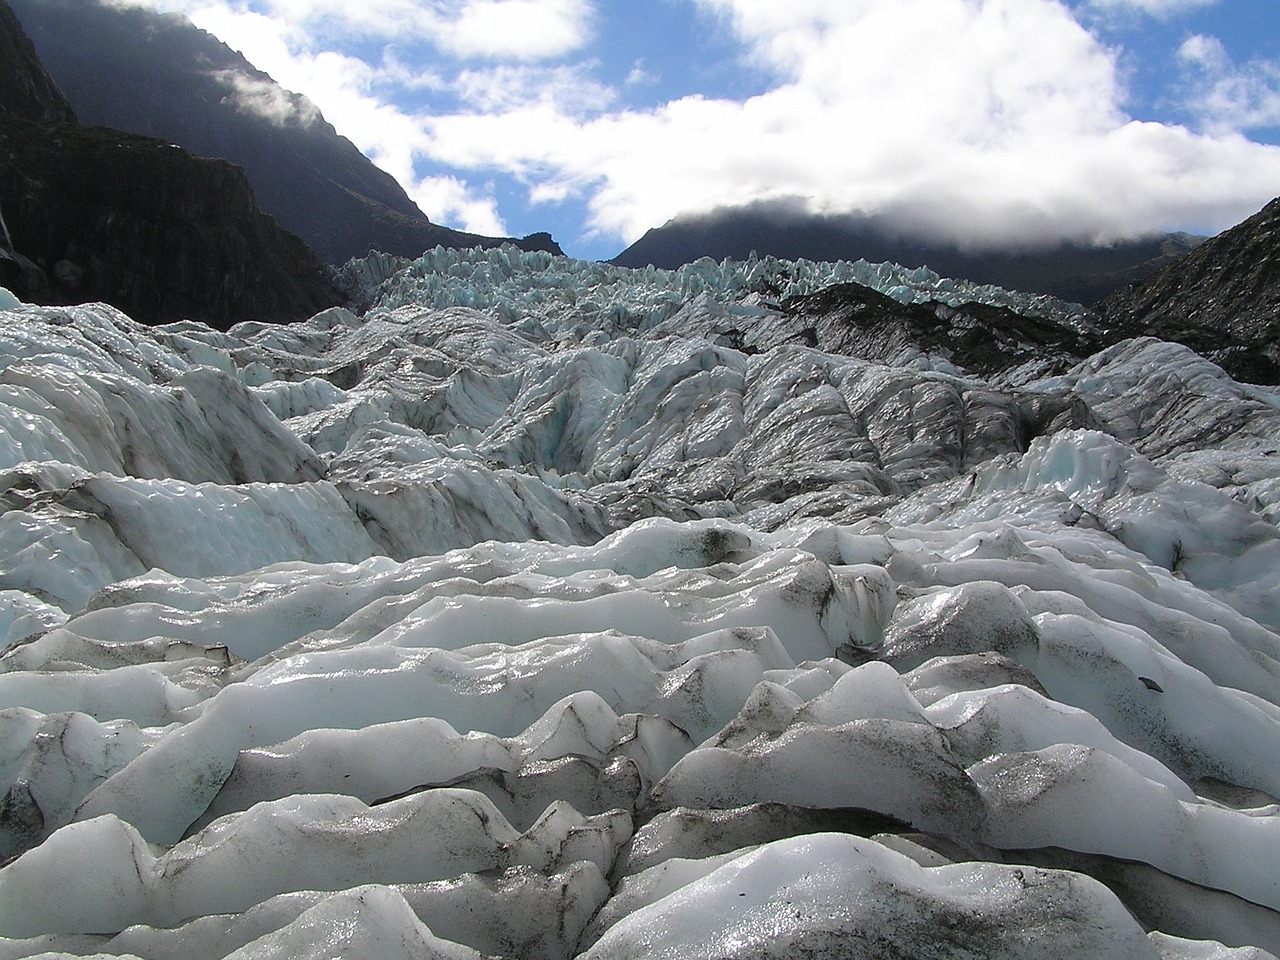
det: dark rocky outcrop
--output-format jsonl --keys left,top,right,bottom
{"left": 777, "top": 282, "right": 1107, "bottom": 380}
{"left": 0, "top": 0, "right": 75, "bottom": 124}
{"left": 0, "top": 120, "right": 342, "bottom": 327}
{"left": 0, "top": 0, "right": 341, "bottom": 328}
{"left": 612, "top": 200, "right": 1202, "bottom": 305}
{"left": 9, "top": 0, "right": 562, "bottom": 264}
{"left": 1097, "top": 196, "right": 1280, "bottom": 384}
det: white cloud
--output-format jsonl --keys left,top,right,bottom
{"left": 173, "top": 3, "right": 507, "bottom": 231}
{"left": 212, "top": 68, "right": 321, "bottom": 126}
{"left": 1178, "top": 35, "right": 1280, "bottom": 135}
{"left": 261, "top": 0, "right": 597, "bottom": 60}
{"left": 375, "top": 52, "right": 449, "bottom": 93}
{"left": 453, "top": 63, "right": 615, "bottom": 113}
{"left": 410, "top": 175, "right": 508, "bottom": 235}
{"left": 1083, "top": 0, "right": 1219, "bottom": 17}
{"left": 1178, "top": 33, "right": 1231, "bottom": 72}
{"left": 420, "top": 0, "right": 1280, "bottom": 248}
{"left": 123, "top": 0, "right": 594, "bottom": 60}
{"left": 114, "top": 0, "right": 593, "bottom": 231}
{"left": 625, "top": 60, "right": 657, "bottom": 87}
{"left": 440, "top": 0, "right": 595, "bottom": 60}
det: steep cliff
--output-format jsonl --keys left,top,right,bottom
{"left": 0, "top": 0, "right": 74, "bottom": 124}
{"left": 9, "top": 0, "right": 563, "bottom": 264}
{"left": 0, "top": 119, "right": 342, "bottom": 327}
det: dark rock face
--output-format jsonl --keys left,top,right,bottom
{"left": 0, "top": 0, "right": 340, "bottom": 326}
{"left": 1097, "top": 196, "right": 1280, "bottom": 384}
{"left": 0, "top": 0, "right": 74, "bottom": 124}
{"left": 9, "top": 0, "right": 563, "bottom": 264}
{"left": 0, "top": 119, "right": 342, "bottom": 327}
{"left": 778, "top": 282, "right": 1108, "bottom": 380}
{"left": 612, "top": 200, "right": 1201, "bottom": 305}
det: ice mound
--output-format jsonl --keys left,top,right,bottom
{"left": 0, "top": 792, "right": 626, "bottom": 936}
{"left": 582, "top": 833, "right": 1160, "bottom": 959}
{"left": 2, "top": 259, "right": 1279, "bottom": 957}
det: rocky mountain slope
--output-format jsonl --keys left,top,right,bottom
{"left": 0, "top": 0, "right": 341, "bottom": 327}
{"left": 0, "top": 0, "right": 74, "bottom": 125}
{"left": 612, "top": 200, "right": 1202, "bottom": 305}
{"left": 8, "top": 0, "right": 562, "bottom": 264}
{"left": 1098, "top": 196, "right": 1280, "bottom": 383}
{"left": 0, "top": 120, "right": 343, "bottom": 327}
{"left": 0, "top": 230, "right": 1278, "bottom": 956}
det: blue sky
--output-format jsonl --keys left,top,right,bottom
{"left": 127, "top": 0, "right": 1280, "bottom": 259}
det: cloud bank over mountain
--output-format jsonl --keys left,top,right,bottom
{"left": 96, "top": 0, "right": 1280, "bottom": 256}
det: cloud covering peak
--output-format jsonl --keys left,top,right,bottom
{"left": 103, "top": 0, "right": 1280, "bottom": 253}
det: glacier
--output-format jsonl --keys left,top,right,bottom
{"left": 0, "top": 245, "right": 1279, "bottom": 959}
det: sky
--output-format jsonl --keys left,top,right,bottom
{"left": 113, "top": 0, "right": 1280, "bottom": 259}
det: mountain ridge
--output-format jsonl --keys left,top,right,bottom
{"left": 0, "top": 0, "right": 341, "bottom": 327}
{"left": 0, "top": 0, "right": 74, "bottom": 125}
{"left": 1097, "top": 195, "right": 1280, "bottom": 383}
{"left": 8, "top": 0, "right": 563, "bottom": 265}
{"left": 612, "top": 200, "right": 1203, "bottom": 305}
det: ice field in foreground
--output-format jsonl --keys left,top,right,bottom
{"left": 1, "top": 249, "right": 1279, "bottom": 958}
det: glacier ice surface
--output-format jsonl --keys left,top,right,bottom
{"left": 1, "top": 250, "right": 1279, "bottom": 958}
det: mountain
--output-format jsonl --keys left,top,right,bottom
{"left": 0, "top": 0, "right": 74, "bottom": 124}
{"left": 0, "top": 120, "right": 344, "bottom": 327}
{"left": 612, "top": 200, "right": 1203, "bottom": 305}
{"left": 1097, "top": 196, "right": 1280, "bottom": 383}
{"left": 1, "top": 235, "right": 1279, "bottom": 954}
{"left": 0, "top": 0, "right": 340, "bottom": 327}
{"left": 8, "top": 0, "right": 562, "bottom": 265}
